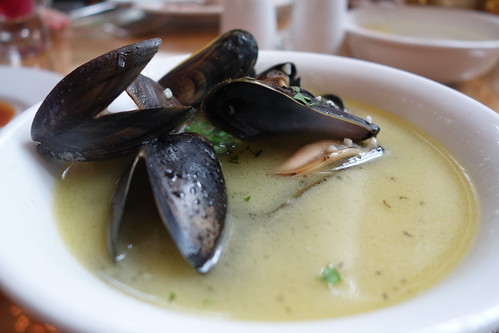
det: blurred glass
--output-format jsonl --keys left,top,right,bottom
{"left": 0, "top": 0, "right": 52, "bottom": 67}
{"left": 290, "top": 0, "right": 347, "bottom": 54}
{"left": 220, "top": 0, "right": 277, "bottom": 49}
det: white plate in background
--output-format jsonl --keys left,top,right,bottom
{"left": 0, "top": 66, "right": 62, "bottom": 127}
{"left": 122, "top": 0, "right": 291, "bottom": 25}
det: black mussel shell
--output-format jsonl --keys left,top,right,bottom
{"left": 32, "top": 38, "right": 162, "bottom": 142}
{"left": 36, "top": 106, "right": 195, "bottom": 161}
{"left": 145, "top": 132, "right": 228, "bottom": 273}
{"left": 320, "top": 93, "right": 345, "bottom": 111}
{"left": 201, "top": 78, "right": 379, "bottom": 141}
{"left": 157, "top": 29, "right": 258, "bottom": 106}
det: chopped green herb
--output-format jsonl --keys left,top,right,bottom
{"left": 321, "top": 264, "right": 341, "bottom": 285}
{"left": 228, "top": 155, "right": 239, "bottom": 164}
{"left": 184, "top": 117, "right": 239, "bottom": 154}
{"left": 291, "top": 86, "right": 312, "bottom": 106}
{"left": 243, "top": 195, "right": 251, "bottom": 202}
{"left": 168, "top": 292, "right": 176, "bottom": 302}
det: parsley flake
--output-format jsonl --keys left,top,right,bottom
{"left": 228, "top": 155, "right": 239, "bottom": 164}
{"left": 291, "top": 86, "right": 312, "bottom": 106}
{"left": 184, "top": 118, "right": 239, "bottom": 154}
{"left": 321, "top": 264, "right": 341, "bottom": 285}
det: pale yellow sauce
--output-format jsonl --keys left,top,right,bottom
{"left": 54, "top": 101, "right": 477, "bottom": 321}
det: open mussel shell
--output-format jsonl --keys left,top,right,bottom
{"left": 201, "top": 78, "right": 379, "bottom": 141}
{"left": 36, "top": 106, "right": 195, "bottom": 161}
{"left": 157, "top": 29, "right": 258, "bottom": 106}
{"left": 145, "top": 132, "right": 228, "bottom": 273}
{"left": 108, "top": 153, "right": 141, "bottom": 261}
{"left": 31, "top": 38, "right": 162, "bottom": 142}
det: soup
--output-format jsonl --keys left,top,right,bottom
{"left": 54, "top": 100, "right": 477, "bottom": 321}
{"left": 362, "top": 22, "right": 492, "bottom": 41}
{"left": 0, "top": 100, "right": 16, "bottom": 127}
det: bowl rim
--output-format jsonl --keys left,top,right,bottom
{"left": 0, "top": 50, "right": 499, "bottom": 333}
{"left": 346, "top": 5, "right": 499, "bottom": 49}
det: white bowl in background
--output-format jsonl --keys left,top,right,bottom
{"left": 346, "top": 5, "right": 499, "bottom": 84}
{"left": 0, "top": 51, "right": 498, "bottom": 333}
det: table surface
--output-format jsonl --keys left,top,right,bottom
{"left": 1, "top": 5, "right": 498, "bottom": 333}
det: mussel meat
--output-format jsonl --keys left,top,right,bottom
{"left": 126, "top": 74, "right": 183, "bottom": 108}
{"left": 276, "top": 138, "right": 382, "bottom": 176}
{"left": 255, "top": 62, "right": 300, "bottom": 87}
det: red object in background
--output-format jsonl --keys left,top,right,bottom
{"left": 0, "top": 101, "right": 16, "bottom": 127}
{"left": 0, "top": 0, "right": 35, "bottom": 18}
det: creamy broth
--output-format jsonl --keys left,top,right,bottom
{"left": 54, "top": 100, "right": 477, "bottom": 320}
{"left": 362, "top": 22, "right": 492, "bottom": 41}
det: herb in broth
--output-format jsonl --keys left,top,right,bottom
{"left": 321, "top": 264, "right": 342, "bottom": 286}
{"left": 184, "top": 117, "right": 239, "bottom": 154}
{"left": 246, "top": 146, "right": 263, "bottom": 158}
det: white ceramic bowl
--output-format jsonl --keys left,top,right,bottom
{"left": 346, "top": 5, "right": 499, "bottom": 84}
{"left": 0, "top": 51, "right": 499, "bottom": 333}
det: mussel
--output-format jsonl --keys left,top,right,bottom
{"left": 109, "top": 132, "right": 228, "bottom": 273}
{"left": 32, "top": 38, "right": 161, "bottom": 142}
{"left": 145, "top": 133, "right": 228, "bottom": 272}
{"left": 201, "top": 77, "right": 379, "bottom": 141}
{"left": 158, "top": 29, "right": 258, "bottom": 106}
{"left": 201, "top": 66, "right": 383, "bottom": 176}
{"left": 31, "top": 38, "right": 195, "bottom": 161}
